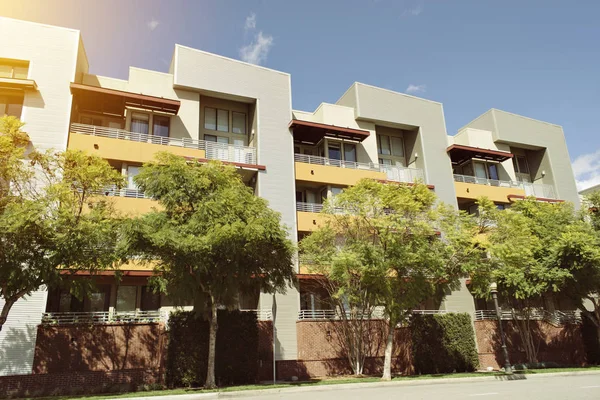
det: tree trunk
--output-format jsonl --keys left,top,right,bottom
{"left": 205, "top": 300, "right": 218, "bottom": 389}
{"left": 381, "top": 318, "right": 395, "bottom": 381}
{"left": 0, "top": 298, "right": 16, "bottom": 333}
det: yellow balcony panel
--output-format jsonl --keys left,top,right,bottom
{"left": 297, "top": 211, "right": 329, "bottom": 232}
{"left": 454, "top": 181, "right": 526, "bottom": 203}
{"left": 111, "top": 196, "right": 158, "bottom": 216}
{"left": 68, "top": 131, "right": 206, "bottom": 164}
{"left": 295, "top": 162, "right": 386, "bottom": 186}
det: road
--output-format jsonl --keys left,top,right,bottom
{"left": 237, "top": 374, "right": 600, "bottom": 400}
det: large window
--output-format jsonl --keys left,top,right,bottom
{"left": 204, "top": 107, "right": 229, "bottom": 132}
{"left": 127, "top": 166, "right": 142, "bottom": 190}
{"left": 0, "top": 93, "right": 24, "bottom": 118}
{"left": 0, "top": 59, "right": 29, "bottom": 79}
{"left": 377, "top": 134, "right": 405, "bottom": 166}
{"left": 116, "top": 286, "right": 138, "bottom": 311}
{"left": 232, "top": 112, "right": 246, "bottom": 134}
{"left": 153, "top": 115, "right": 170, "bottom": 138}
{"left": 131, "top": 113, "right": 149, "bottom": 139}
{"left": 327, "top": 141, "right": 356, "bottom": 163}
{"left": 513, "top": 155, "right": 531, "bottom": 182}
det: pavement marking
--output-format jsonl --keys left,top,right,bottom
{"left": 468, "top": 393, "right": 499, "bottom": 397}
{"left": 581, "top": 385, "right": 600, "bottom": 389}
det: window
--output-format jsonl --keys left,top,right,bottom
{"left": 131, "top": 113, "right": 149, "bottom": 139}
{"left": 232, "top": 112, "right": 246, "bottom": 134}
{"left": 344, "top": 143, "right": 356, "bottom": 162}
{"left": 153, "top": 115, "right": 170, "bottom": 138}
{"left": 204, "top": 107, "right": 217, "bottom": 130}
{"left": 217, "top": 109, "right": 229, "bottom": 132}
{"left": 513, "top": 155, "right": 530, "bottom": 174}
{"left": 378, "top": 135, "right": 391, "bottom": 156}
{"left": 328, "top": 142, "right": 342, "bottom": 160}
{"left": 0, "top": 93, "right": 24, "bottom": 118}
{"left": 141, "top": 286, "right": 161, "bottom": 311}
{"left": 116, "top": 286, "right": 138, "bottom": 311}
{"left": 377, "top": 134, "right": 405, "bottom": 166}
{"left": 127, "top": 166, "right": 141, "bottom": 190}
{"left": 0, "top": 59, "right": 29, "bottom": 79}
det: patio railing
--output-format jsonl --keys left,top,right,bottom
{"left": 41, "top": 310, "right": 167, "bottom": 325}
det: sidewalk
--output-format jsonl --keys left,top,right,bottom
{"left": 115, "top": 370, "right": 600, "bottom": 400}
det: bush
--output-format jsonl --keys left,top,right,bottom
{"left": 410, "top": 313, "right": 479, "bottom": 374}
{"left": 166, "top": 310, "right": 259, "bottom": 387}
{"left": 581, "top": 314, "right": 600, "bottom": 365}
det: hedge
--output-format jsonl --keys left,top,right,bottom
{"left": 166, "top": 310, "right": 259, "bottom": 387}
{"left": 410, "top": 313, "right": 479, "bottom": 374}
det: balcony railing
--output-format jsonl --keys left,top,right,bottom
{"left": 294, "top": 154, "right": 424, "bottom": 184}
{"left": 71, "top": 123, "right": 257, "bottom": 165}
{"left": 296, "top": 202, "right": 324, "bottom": 213}
{"left": 239, "top": 309, "right": 273, "bottom": 321}
{"left": 297, "top": 308, "right": 453, "bottom": 320}
{"left": 99, "top": 185, "right": 146, "bottom": 199}
{"left": 474, "top": 309, "right": 580, "bottom": 326}
{"left": 453, "top": 174, "right": 558, "bottom": 199}
{"left": 41, "top": 310, "right": 168, "bottom": 325}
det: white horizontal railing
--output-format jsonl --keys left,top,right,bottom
{"left": 41, "top": 310, "right": 168, "bottom": 325}
{"left": 71, "top": 123, "right": 257, "bottom": 165}
{"left": 296, "top": 202, "right": 324, "bottom": 213}
{"left": 297, "top": 308, "right": 452, "bottom": 320}
{"left": 454, "top": 174, "right": 558, "bottom": 200}
{"left": 294, "top": 154, "right": 424, "bottom": 184}
{"left": 99, "top": 185, "right": 146, "bottom": 199}
{"left": 239, "top": 309, "right": 273, "bottom": 321}
{"left": 474, "top": 309, "right": 581, "bottom": 325}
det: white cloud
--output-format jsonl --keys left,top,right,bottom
{"left": 147, "top": 18, "right": 160, "bottom": 31}
{"left": 572, "top": 149, "right": 600, "bottom": 191}
{"left": 402, "top": 4, "right": 423, "bottom": 16}
{"left": 240, "top": 31, "right": 274, "bottom": 65}
{"left": 405, "top": 84, "right": 426, "bottom": 94}
{"left": 245, "top": 12, "right": 256, "bottom": 31}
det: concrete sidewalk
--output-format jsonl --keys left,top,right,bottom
{"left": 115, "top": 370, "right": 600, "bottom": 400}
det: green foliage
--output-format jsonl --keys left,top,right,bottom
{"left": 166, "top": 310, "right": 260, "bottom": 387}
{"left": 0, "top": 116, "right": 125, "bottom": 328}
{"left": 410, "top": 313, "right": 479, "bottom": 374}
{"left": 126, "top": 153, "right": 296, "bottom": 314}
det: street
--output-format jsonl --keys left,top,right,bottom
{"left": 233, "top": 374, "right": 600, "bottom": 400}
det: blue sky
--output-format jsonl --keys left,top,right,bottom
{"left": 2, "top": 0, "right": 599, "bottom": 189}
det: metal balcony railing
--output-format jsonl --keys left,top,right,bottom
{"left": 294, "top": 154, "right": 424, "bottom": 184}
{"left": 297, "top": 308, "right": 452, "bottom": 320}
{"left": 453, "top": 174, "right": 558, "bottom": 199}
{"left": 239, "top": 309, "right": 273, "bottom": 321}
{"left": 296, "top": 202, "right": 324, "bottom": 213}
{"left": 41, "top": 310, "right": 168, "bottom": 325}
{"left": 71, "top": 123, "right": 257, "bottom": 165}
{"left": 474, "top": 309, "right": 581, "bottom": 326}
{"left": 99, "top": 185, "right": 147, "bottom": 199}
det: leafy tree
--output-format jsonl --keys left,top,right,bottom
{"left": 300, "top": 180, "right": 484, "bottom": 379}
{"left": 470, "top": 198, "right": 578, "bottom": 363}
{"left": 125, "top": 153, "right": 295, "bottom": 389}
{"left": 0, "top": 116, "right": 125, "bottom": 332}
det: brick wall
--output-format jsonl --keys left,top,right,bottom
{"left": 475, "top": 320, "right": 586, "bottom": 370}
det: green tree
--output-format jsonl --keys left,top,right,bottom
{"left": 0, "top": 116, "right": 125, "bottom": 332}
{"left": 125, "top": 153, "right": 295, "bottom": 389}
{"left": 300, "top": 180, "right": 484, "bottom": 379}
{"left": 470, "top": 198, "right": 577, "bottom": 363}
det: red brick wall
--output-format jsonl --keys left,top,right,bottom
{"left": 475, "top": 320, "right": 586, "bottom": 370}
{"left": 33, "top": 323, "right": 167, "bottom": 373}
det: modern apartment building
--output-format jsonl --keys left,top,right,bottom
{"left": 0, "top": 17, "right": 580, "bottom": 376}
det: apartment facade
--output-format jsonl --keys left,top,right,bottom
{"left": 0, "top": 17, "right": 581, "bottom": 376}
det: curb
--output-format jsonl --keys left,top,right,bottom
{"left": 118, "top": 370, "right": 600, "bottom": 400}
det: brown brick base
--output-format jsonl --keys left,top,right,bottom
{"left": 0, "top": 368, "right": 161, "bottom": 399}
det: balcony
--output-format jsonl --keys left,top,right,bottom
{"left": 296, "top": 202, "right": 328, "bottom": 232}
{"left": 297, "top": 309, "right": 453, "bottom": 320}
{"left": 69, "top": 123, "right": 257, "bottom": 166}
{"left": 294, "top": 154, "right": 424, "bottom": 186}
{"left": 95, "top": 185, "right": 155, "bottom": 215}
{"left": 453, "top": 174, "right": 557, "bottom": 202}
{"left": 474, "top": 309, "right": 580, "bottom": 326}
{"left": 41, "top": 310, "right": 168, "bottom": 325}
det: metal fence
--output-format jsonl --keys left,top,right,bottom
{"left": 296, "top": 202, "right": 324, "bottom": 213}
{"left": 239, "top": 309, "right": 273, "bottom": 321}
{"left": 474, "top": 309, "right": 581, "bottom": 326}
{"left": 297, "top": 309, "right": 453, "bottom": 320}
{"left": 71, "top": 123, "right": 257, "bottom": 165}
{"left": 453, "top": 174, "right": 557, "bottom": 199}
{"left": 294, "top": 153, "right": 424, "bottom": 184}
{"left": 41, "top": 310, "right": 167, "bottom": 325}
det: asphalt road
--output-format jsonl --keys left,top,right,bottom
{"left": 236, "top": 374, "right": 600, "bottom": 400}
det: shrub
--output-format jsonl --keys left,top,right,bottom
{"left": 410, "top": 313, "right": 479, "bottom": 374}
{"left": 166, "top": 310, "right": 259, "bottom": 387}
{"left": 581, "top": 314, "right": 600, "bottom": 365}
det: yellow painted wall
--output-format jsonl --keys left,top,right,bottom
{"left": 297, "top": 211, "right": 329, "bottom": 232}
{"left": 295, "top": 162, "right": 386, "bottom": 186}
{"left": 111, "top": 197, "right": 158, "bottom": 216}
{"left": 68, "top": 132, "right": 206, "bottom": 164}
{"left": 454, "top": 182, "right": 525, "bottom": 203}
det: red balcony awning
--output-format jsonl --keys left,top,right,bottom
{"left": 289, "top": 119, "right": 370, "bottom": 144}
{"left": 447, "top": 144, "right": 513, "bottom": 165}
{"left": 70, "top": 83, "right": 181, "bottom": 115}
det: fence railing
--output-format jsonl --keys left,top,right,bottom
{"left": 239, "top": 309, "right": 273, "bottom": 321}
{"left": 294, "top": 154, "right": 424, "bottom": 184}
{"left": 98, "top": 185, "right": 146, "bottom": 199}
{"left": 297, "top": 308, "right": 453, "bottom": 320}
{"left": 474, "top": 309, "right": 581, "bottom": 325}
{"left": 296, "top": 202, "right": 324, "bottom": 213}
{"left": 41, "top": 310, "right": 167, "bottom": 325}
{"left": 453, "top": 174, "right": 558, "bottom": 199}
{"left": 71, "top": 123, "right": 257, "bottom": 165}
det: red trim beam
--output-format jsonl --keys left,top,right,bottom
{"left": 289, "top": 119, "right": 370, "bottom": 144}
